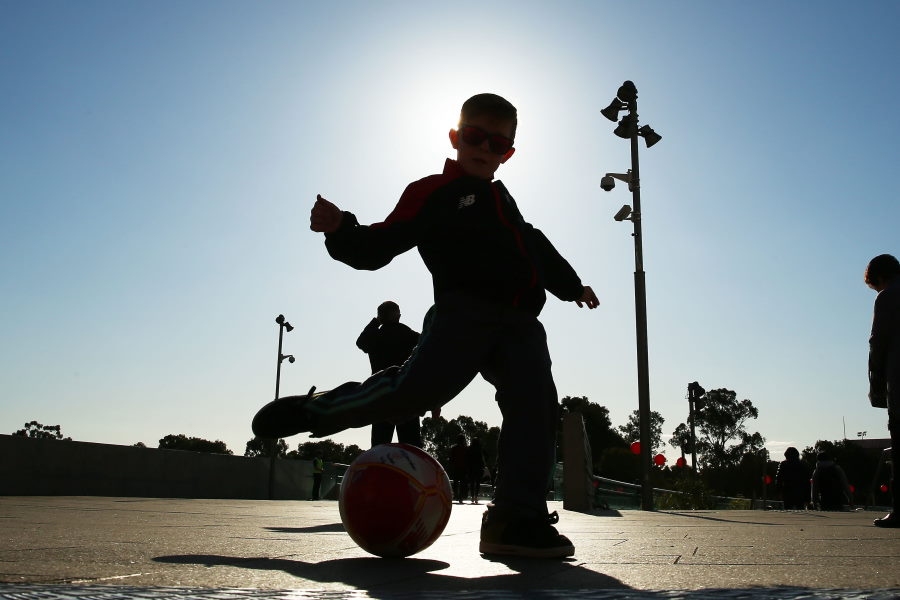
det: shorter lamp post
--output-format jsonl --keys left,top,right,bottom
{"left": 274, "top": 314, "right": 295, "bottom": 399}
{"left": 268, "top": 314, "right": 294, "bottom": 499}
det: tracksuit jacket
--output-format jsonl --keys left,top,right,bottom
{"left": 325, "top": 158, "right": 585, "bottom": 313}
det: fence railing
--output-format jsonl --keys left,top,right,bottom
{"left": 591, "top": 475, "right": 785, "bottom": 510}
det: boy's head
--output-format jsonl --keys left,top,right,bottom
{"left": 865, "top": 254, "right": 900, "bottom": 291}
{"left": 449, "top": 93, "right": 517, "bottom": 180}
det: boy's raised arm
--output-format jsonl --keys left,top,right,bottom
{"left": 311, "top": 192, "right": 421, "bottom": 271}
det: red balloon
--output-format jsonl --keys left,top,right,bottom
{"left": 881, "top": 484, "right": 889, "bottom": 493}
{"left": 763, "top": 475, "right": 772, "bottom": 485}
{"left": 653, "top": 453, "right": 666, "bottom": 466}
{"left": 630, "top": 441, "right": 641, "bottom": 455}
{"left": 675, "top": 457, "right": 687, "bottom": 468}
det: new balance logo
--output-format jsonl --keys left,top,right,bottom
{"left": 458, "top": 194, "right": 476, "bottom": 208}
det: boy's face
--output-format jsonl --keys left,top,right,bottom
{"left": 449, "top": 114, "right": 516, "bottom": 180}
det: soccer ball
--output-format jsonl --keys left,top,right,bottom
{"left": 339, "top": 443, "right": 452, "bottom": 558}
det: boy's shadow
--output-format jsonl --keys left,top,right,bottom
{"left": 153, "top": 552, "right": 629, "bottom": 593}
{"left": 265, "top": 524, "right": 345, "bottom": 533}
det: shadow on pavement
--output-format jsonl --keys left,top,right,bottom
{"left": 153, "top": 553, "right": 630, "bottom": 592}
{"left": 265, "top": 524, "right": 346, "bottom": 533}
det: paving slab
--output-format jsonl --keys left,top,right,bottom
{"left": 0, "top": 496, "right": 898, "bottom": 599}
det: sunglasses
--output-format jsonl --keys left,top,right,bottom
{"left": 459, "top": 124, "right": 514, "bottom": 155}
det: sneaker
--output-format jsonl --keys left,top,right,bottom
{"left": 252, "top": 386, "right": 317, "bottom": 438}
{"left": 479, "top": 507, "right": 575, "bottom": 558}
{"left": 873, "top": 512, "right": 900, "bottom": 528}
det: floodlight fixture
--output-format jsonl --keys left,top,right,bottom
{"left": 613, "top": 205, "right": 633, "bottom": 222}
{"left": 276, "top": 314, "right": 293, "bottom": 331}
{"left": 614, "top": 113, "right": 638, "bottom": 139}
{"left": 616, "top": 80, "right": 638, "bottom": 104}
{"left": 639, "top": 125, "right": 662, "bottom": 148}
{"left": 601, "top": 98, "right": 627, "bottom": 122}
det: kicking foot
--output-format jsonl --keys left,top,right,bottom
{"left": 252, "top": 386, "right": 317, "bottom": 438}
{"left": 873, "top": 512, "right": 900, "bottom": 528}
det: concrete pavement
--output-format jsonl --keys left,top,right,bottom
{"left": 1, "top": 496, "right": 898, "bottom": 598}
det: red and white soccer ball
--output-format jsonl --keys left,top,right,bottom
{"left": 339, "top": 443, "right": 452, "bottom": 558}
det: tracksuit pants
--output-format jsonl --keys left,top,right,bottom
{"left": 306, "top": 292, "right": 559, "bottom": 517}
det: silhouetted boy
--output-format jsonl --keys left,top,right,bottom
{"left": 254, "top": 93, "right": 599, "bottom": 557}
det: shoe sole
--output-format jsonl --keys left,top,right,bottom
{"left": 252, "top": 395, "right": 312, "bottom": 438}
{"left": 479, "top": 540, "right": 575, "bottom": 558}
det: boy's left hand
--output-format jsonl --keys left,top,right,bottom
{"left": 575, "top": 286, "right": 599, "bottom": 309}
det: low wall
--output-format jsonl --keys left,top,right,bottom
{"left": 0, "top": 434, "right": 340, "bottom": 500}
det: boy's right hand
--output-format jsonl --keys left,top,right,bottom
{"left": 310, "top": 194, "right": 343, "bottom": 233}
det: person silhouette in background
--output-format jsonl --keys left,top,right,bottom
{"left": 776, "top": 446, "right": 810, "bottom": 510}
{"left": 865, "top": 253, "right": 900, "bottom": 527}
{"left": 811, "top": 451, "right": 852, "bottom": 510}
{"left": 449, "top": 434, "right": 468, "bottom": 504}
{"left": 466, "top": 437, "right": 486, "bottom": 504}
{"left": 357, "top": 301, "right": 438, "bottom": 447}
{"left": 311, "top": 453, "right": 324, "bottom": 501}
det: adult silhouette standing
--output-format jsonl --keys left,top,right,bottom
{"left": 776, "top": 446, "right": 810, "bottom": 509}
{"left": 449, "top": 434, "right": 468, "bottom": 504}
{"left": 357, "top": 301, "right": 438, "bottom": 447}
{"left": 466, "top": 437, "right": 486, "bottom": 504}
{"left": 865, "top": 253, "right": 900, "bottom": 527}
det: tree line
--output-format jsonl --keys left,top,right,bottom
{"left": 13, "top": 383, "right": 887, "bottom": 505}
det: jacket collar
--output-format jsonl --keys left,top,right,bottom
{"left": 443, "top": 158, "right": 499, "bottom": 183}
{"left": 443, "top": 158, "right": 468, "bottom": 178}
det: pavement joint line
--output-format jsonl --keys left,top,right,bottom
{"left": 2, "top": 585, "right": 900, "bottom": 600}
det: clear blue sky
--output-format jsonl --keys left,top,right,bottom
{"left": 3, "top": 1, "right": 898, "bottom": 463}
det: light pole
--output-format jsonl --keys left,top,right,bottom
{"left": 268, "top": 314, "right": 294, "bottom": 499}
{"left": 687, "top": 381, "right": 705, "bottom": 475}
{"left": 275, "top": 314, "right": 295, "bottom": 399}
{"left": 600, "top": 80, "right": 662, "bottom": 511}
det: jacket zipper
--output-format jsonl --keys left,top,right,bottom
{"left": 491, "top": 184, "right": 538, "bottom": 307}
